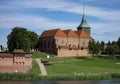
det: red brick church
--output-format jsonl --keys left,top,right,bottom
{"left": 39, "top": 14, "right": 92, "bottom": 57}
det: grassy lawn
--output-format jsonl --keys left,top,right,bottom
{"left": 33, "top": 52, "right": 120, "bottom": 75}
{"left": 28, "top": 59, "right": 41, "bottom": 73}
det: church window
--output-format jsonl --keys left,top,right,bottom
{"left": 82, "top": 40, "right": 86, "bottom": 46}
{"left": 78, "top": 44, "right": 80, "bottom": 49}
{"left": 52, "top": 40, "right": 54, "bottom": 47}
{"left": 61, "top": 40, "right": 64, "bottom": 44}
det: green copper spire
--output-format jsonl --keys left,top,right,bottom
{"left": 77, "top": 5, "right": 91, "bottom": 34}
{"left": 77, "top": 14, "right": 91, "bottom": 29}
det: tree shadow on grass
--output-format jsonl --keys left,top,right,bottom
{"left": 75, "top": 56, "right": 93, "bottom": 60}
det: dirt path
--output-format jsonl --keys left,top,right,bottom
{"left": 35, "top": 59, "right": 47, "bottom": 75}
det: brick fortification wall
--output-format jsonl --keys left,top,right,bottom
{"left": 0, "top": 52, "right": 32, "bottom": 73}
{"left": 58, "top": 49, "right": 91, "bottom": 57}
{"left": 0, "top": 65, "right": 32, "bottom": 73}
{"left": 0, "top": 57, "right": 13, "bottom": 66}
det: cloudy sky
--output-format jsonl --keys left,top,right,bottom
{"left": 0, "top": 0, "right": 120, "bottom": 47}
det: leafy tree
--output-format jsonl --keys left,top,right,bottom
{"left": 7, "top": 27, "right": 38, "bottom": 52}
{"left": 88, "top": 40, "right": 100, "bottom": 60}
{"left": 28, "top": 31, "right": 38, "bottom": 51}
{"left": 107, "top": 41, "right": 111, "bottom": 46}
{"left": 0, "top": 45, "right": 2, "bottom": 52}
{"left": 117, "top": 37, "right": 120, "bottom": 54}
{"left": 100, "top": 41, "right": 105, "bottom": 54}
{"left": 106, "top": 41, "right": 119, "bottom": 59}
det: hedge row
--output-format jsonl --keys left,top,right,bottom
{"left": 0, "top": 72, "right": 120, "bottom": 80}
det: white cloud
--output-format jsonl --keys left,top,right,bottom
{"left": 0, "top": 13, "right": 119, "bottom": 43}
{"left": 1, "top": 0, "right": 120, "bottom": 21}
{"left": 0, "top": 13, "right": 77, "bottom": 30}
{"left": 0, "top": 0, "right": 120, "bottom": 44}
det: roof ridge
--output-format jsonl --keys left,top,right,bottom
{"left": 63, "top": 29, "right": 78, "bottom": 37}
{"left": 55, "top": 29, "right": 67, "bottom": 37}
{"left": 76, "top": 30, "right": 91, "bottom": 38}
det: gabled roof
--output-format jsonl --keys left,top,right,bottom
{"left": 40, "top": 28, "right": 67, "bottom": 38}
{"left": 63, "top": 29, "right": 79, "bottom": 37}
{"left": 75, "top": 30, "right": 91, "bottom": 38}
{"left": 12, "top": 49, "right": 25, "bottom": 53}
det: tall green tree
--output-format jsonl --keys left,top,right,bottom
{"left": 107, "top": 41, "right": 111, "bottom": 46}
{"left": 88, "top": 40, "right": 100, "bottom": 60}
{"left": 100, "top": 41, "right": 105, "bottom": 54}
{"left": 117, "top": 37, "right": 120, "bottom": 54}
{"left": 106, "top": 41, "right": 119, "bottom": 58}
{"left": 7, "top": 27, "right": 38, "bottom": 52}
{"left": 28, "top": 31, "right": 38, "bottom": 51}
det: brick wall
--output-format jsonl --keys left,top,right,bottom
{"left": 0, "top": 53, "right": 32, "bottom": 73}
{"left": 14, "top": 54, "right": 32, "bottom": 66}
{"left": 0, "top": 57, "right": 13, "bottom": 66}
{"left": 58, "top": 49, "right": 91, "bottom": 57}
{"left": 0, "top": 65, "right": 27, "bottom": 73}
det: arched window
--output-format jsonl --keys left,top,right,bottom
{"left": 52, "top": 39, "right": 55, "bottom": 48}
{"left": 78, "top": 44, "right": 80, "bottom": 49}
{"left": 61, "top": 40, "right": 64, "bottom": 44}
{"left": 82, "top": 40, "right": 86, "bottom": 46}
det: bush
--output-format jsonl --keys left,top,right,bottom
{"left": 111, "top": 72, "right": 120, "bottom": 79}
{"left": 0, "top": 72, "right": 120, "bottom": 80}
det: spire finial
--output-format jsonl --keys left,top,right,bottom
{"left": 83, "top": 4, "right": 84, "bottom": 15}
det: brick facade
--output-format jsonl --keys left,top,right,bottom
{"left": 58, "top": 49, "right": 91, "bottom": 57}
{"left": 0, "top": 49, "right": 32, "bottom": 73}
{"left": 39, "top": 29, "right": 92, "bottom": 57}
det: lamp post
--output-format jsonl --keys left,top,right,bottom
{"left": 47, "top": 54, "right": 50, "bottom": 75}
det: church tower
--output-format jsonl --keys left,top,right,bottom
{"left": 77, "top": 7, "right": 91, "bottom": 35}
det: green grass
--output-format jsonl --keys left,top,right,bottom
{"left": 33, "top": 52, "right": 120, "bottom": 75}
{"left": 33, "top": 52, "right": 57, "bottom": 58}
{"left": 28, "top": 59, "right": 41, "bottom": 73}
{"left": 33, "top": 52, "right": 46, "bottom": 58}
{"left": 46, "top": 57, "right": 120, "bottom": 75}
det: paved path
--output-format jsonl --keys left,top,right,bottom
{"left": 35, "top": 59, "right": 47, "bottom": 75}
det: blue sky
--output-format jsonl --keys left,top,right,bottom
{"left": 0, "top": 0, "right": 120, "bottom": 47}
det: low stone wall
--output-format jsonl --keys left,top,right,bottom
{"left": 58, "top": 49, "right": 91, "bottom": 57}
{"left": 0, "top": 65, "right": 31, "bottom": 73}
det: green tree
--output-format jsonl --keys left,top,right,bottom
{"left": 106, "top": 41, "right": 119, "bottom": 59}
{"left": 107, "top": 41, "right": 111, "bottom": 46}
{"left": 0, "top": 45, "right": 2, "bottom": 52}
{"left": 88, "top": 40, "right": 100, "bottom": 60}
{"left": 100, "top": 41, "right": 105, "bottom": 54}
{"left": 28, "top": 31, "right": 38, "bottom": 51}
{"left": 7, "top": 27, "right": 38, "bottom": 52}
{"left": 117, "top": 37, "right": 120, "bottom": 54}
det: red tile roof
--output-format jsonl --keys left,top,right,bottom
{"left": 0, "top": 53, "right": 13, "bottom": 57}
{"left": 12, "top": 49, "right": 25, "bottom": 53}
{"left": 75, "top": 30, "right": 91, "bottom": 38}
{"left": 40, "top": 28, "right": 91, "bottom": 39}
{"left": 40, "top": 28, "right": 67, "bottom": 38}
{"left": 63, "top": 29, "right": 79, "bottom": 37}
